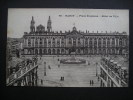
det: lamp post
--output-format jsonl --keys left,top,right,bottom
{"left": 96, "top": 62, "right": 98, "bottom": 76}
{"left": 44, "top": 62, "right": 46, "bottom": 76}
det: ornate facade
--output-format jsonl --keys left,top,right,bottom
{"left": 22, "top": 16, "right": 129, "bottom": 55}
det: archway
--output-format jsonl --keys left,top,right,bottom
{"left": 61, "top": 49, "right": 64, "bottom": 54}
{"left": 57, "top": 49, "right": 60, "bottom": 54}
{"left": 119, "top": 49, "right": 122, "bottom": 55}
{"left": 99, "top": 48, "right": 101, "bottom": 55}
{"left": 48, "top": 49, "right": 51, "bottom": 55}
{"left": 39, "top": 49, "right": 42, "bottom": 55}
{"left": 84, "top": 48, "right": 88, "bottom": 54}
{"left": 35, "top": 49, "right": 38, "bottom": 55}
{"left": 53, "top": 49, "right": 55, "bottom": 55}
{"left": 112, "top": 49, "right": 115, "bottom": 55}
{"left": 43, "top": 49, "right": 46, "bottom": 55}
{"left": 78, "top": 49, "right": 80, "bottom": 54}
{"left": 103, "top": 49, "right": 106, "bottom": 55}
{"left": 94, "top": 48, "right": 97, "bottom": 55}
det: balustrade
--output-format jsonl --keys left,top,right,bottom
{"left": 7, "top": 57, "right": 38, "bottom": 86}
{"left": 100, "top": 57, "right": 128, "bottom": 87}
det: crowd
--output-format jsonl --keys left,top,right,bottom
{"left": 101, "top": 57, "right": 128, "bottom": 83}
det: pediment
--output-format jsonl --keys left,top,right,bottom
{"left": 66, "top": 30, "right": 84, "bottom": 38}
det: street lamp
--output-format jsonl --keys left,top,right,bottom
{"left": 96, "top": 62, "right": 98, "bottom": 76}
{"left": 44, "top": 62, "right": 46, "bottom": 76}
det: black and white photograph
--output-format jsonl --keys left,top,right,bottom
{"left": 6, "top": 8, "right": 129, "bottom": 87}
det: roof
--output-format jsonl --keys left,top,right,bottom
{"left": 37, "top": 24, "right": 45, "bottom": 28}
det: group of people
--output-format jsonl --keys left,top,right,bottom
{"left": 60, "top": 76, "right": 64, "bottom": 81}
{"left": 90, "top": 80, "right": 94, "bottom": 86}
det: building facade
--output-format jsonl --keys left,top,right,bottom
{"left": 22, "top": 16, "right": 129, "bottom": 55}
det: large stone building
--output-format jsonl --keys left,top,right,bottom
{"left": 22, "top": 16, "right": 129, "bottom": 55}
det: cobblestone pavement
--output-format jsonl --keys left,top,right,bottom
{"left": 37, "top": 56, "right": 101, "bottom": 87}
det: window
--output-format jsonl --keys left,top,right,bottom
{"left": 78, "top": 38, "right": 80, "bottom": 44}
{"left": 44, "top": 38, "right": 47, "bottom": 47}
{"left": 89, "top": 38, "right": 92, "bottom": 47}
{"left": 119, "top": 38, "right": 122, "bottom": 47}
{"left": 94, "top": 38, "right": 97, "bottom": 47}
{"left": 69, "top": 38, "right": 72, "bottom": 44}
{"left": 103, "top": 38, "right": 106, "bottom": 47}
{"left": 48, "top": 39, "right": 51, "bottom": 47}
{"left": 73, "top": 38, "right": 76, "bottom": 47}
{"left": 57, "top": 39, "right": 60, "bottom": 47}
{"left": 112, "top": 38, "right": 115, "bottom": 47}
{"left": 61, "top": 38, "right": 64, "bottom": 47}
{"left": 98, "top": 38, "right": 101, "bottom": 47}
{"left": 28, "top": 39, "right": 31, "bottom": 47}
{"left": 107, "top": 38, "right": 110, "bottom": 47}
{"left": 85, "top": 38, "right": 88, "bottom": 47}
{"left": 53, "top": 38, "right": 55, "bottom": 47}
{"left": 35, "top": 39, "right": 38, "bottom": 47}
{"left": 40, "top": 38, "right": 42, "bottom": 47}
{"left": 40, "top": 38, "right": 42, "bottom": 44}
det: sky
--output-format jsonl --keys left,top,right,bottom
{"left": 7, "top": 8, "right": 129, "bottom": 38}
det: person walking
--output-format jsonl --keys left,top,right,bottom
{"left": 60, "top": 77, "right": 62, "bottom": 81}
{"left": 48, "top": 65, "right": 51, "bottom": 69}
{"left": 88, "top": 62, "right": 90, "bottom": 65}
{"left": 41, "top": 79, "right": 43, "bottom": 85}
{"left": 90, "top": 80, "right": 91, "bottom": 86}
{"left": 92, "top": 80, "right": 94, "bottom": 86}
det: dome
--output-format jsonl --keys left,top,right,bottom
{"left": 73, "top": 26, "right": 77, "bottom": 31}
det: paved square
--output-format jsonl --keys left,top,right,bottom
{"left": 37, "top": 56, "right": 101, "bottom": 87}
